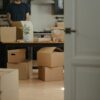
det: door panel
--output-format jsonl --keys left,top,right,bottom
{"left": 64, "top": 0, "right": 100, "bottom": 100}
{"left": 76, "top": 66, "right": 100, "bottom": 100}
{"left": 76, "top": 0, "right": 100, "bottom": 56}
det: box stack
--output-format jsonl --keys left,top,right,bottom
{"left": 56, "top": 22, "right": 64, "bottom": 29}
{"left": 51, "top": 21, "right": 64, "bottom": 42}
{"left": 7, "top": 49, "right": 33, "bottom": 80}
{"left": 37, "top": 47, "right": 64, "bottom": 81}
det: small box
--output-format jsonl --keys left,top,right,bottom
{"left": 51, "top": 29, "right": 64, "bottom": 42}
{"left": 8, "top": 49, "right": 26, "bottom": 63}
{"left": 0, "top": 27, "right": 16, "bottom": 42}
{"left": 39, "top": 67, "right": 64, "bottom": 81}
{"left": 7, "top": 60, "right": 32, "bottom": 80}
{"left": 56, "top": 22, "right": 64, "bottom": 28}
{"left": 37, "top": 47, "right": 64, "bottom": 67}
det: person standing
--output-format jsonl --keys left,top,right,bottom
{"left": 6, "top": 0, "right": 31, "bottom": 61}
{"left": 7, "top": 0, "right": 30, "bottom": 24}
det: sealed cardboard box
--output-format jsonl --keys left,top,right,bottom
{"left": 7, "top": 60, "right": 32, "bottom": 80}
{"left": 39, "top": 66, "right": 64, "bottom": 81}
{"left": 0, "top": 27, "right": 16, "bottom": 42}
{"left": 8, "top": 49, "right": 26, "bottom": 63}
{"left": 37, "top": 47, "right": 64, "bottom": 67}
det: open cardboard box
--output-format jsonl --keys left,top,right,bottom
{"left": 37, "top": 47, "right": 64, "bottom": 67}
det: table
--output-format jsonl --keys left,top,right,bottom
{"left": 0, "top": 42, "right": 64, "bottom": 68}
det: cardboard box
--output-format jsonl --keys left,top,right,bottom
{"left": 0, "top": 27, "right": 16, "bottom": 42}
{"left": 0, "top": 69, "right": 19, "bottom": 100}
{"left": 39, "top": 66, "right": 64, "bottom": 81}
{"left": 8, "top": 49, "right": 26, "bottom": 63}
{"left": 11, "top": 21, "right": 23, "bottom": 39}
{"left": 51, "top": 33, "right": 64, "bottom": 42}
{"left": 56, "top": 22, "right": 64, "bottom": 28}
{"left": 37, "top": 47, "right": 64, "bottom": 67}
{"left": 51, "top": 29, "right": 64, "bottom": 42}
{"left": 7, "top": 60, "right": 32, "bottom": 80}
{"left": 11, "top": 21, "right": 33, "bottom": 41}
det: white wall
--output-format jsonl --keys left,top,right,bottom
{"left": 30, "top": 1, "right": 56, "bottom": 31}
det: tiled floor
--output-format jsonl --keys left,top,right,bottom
{"left": 19, "top": 70, "right": 64, "bottom": 100}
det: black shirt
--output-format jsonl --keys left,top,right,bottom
{"left": 7, "top": 2, "right": 30, "bottom": 21}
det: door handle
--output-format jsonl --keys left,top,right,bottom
{"left": 65, "top": 28, "right": 76, "bottom": 34}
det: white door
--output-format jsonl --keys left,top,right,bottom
{"left": 64, "top": 0, "right": 100, "bottom": 100}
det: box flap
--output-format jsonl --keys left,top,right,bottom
{"left": 38, "top": 47, "right": 63, "bottom": 54}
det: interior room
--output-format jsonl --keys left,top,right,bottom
{"left": 1, "top": 0, "right": 99, "bottom": 100}
{"left": 0, "top": 0, "right": 64, "bottom": 100}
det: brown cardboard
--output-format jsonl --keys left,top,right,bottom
{"left": 0, "top": 69, "right": 19, "bottom": 100}
{"left": 8, "top": 49, "right": 26, "bottom": 63}
{"left": 37, "top": 47, "right": 64, "bottom": 67}
{"left": 39, "top": 67, "right": 64, "bottom": 81}
{"left": 52, "top": 33, "right": 64, "bottom": 42}
{"left": 7, "top": 60, "right": 32, "bottom": 80}
{"left": 51, "top": 30, "right": 64, "bottom": 42}
{"left": 56, "top": 22, "right": 64, "bottom": 28}
{"left": 11, "top": 21, "right": 23, "bottom": 39}
{"left": 11, "top": 21, "right": 34, "bottom": 41}
{"left": 0, "top": 27, "right": 16, "bottom": 42}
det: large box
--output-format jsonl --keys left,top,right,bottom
{"left": 8, "top": 49, "right": 26, "bottom": 63}
{"left": 7, "top": 60, "right": 32, "bottom": 80}
{"left": 39, "top": 67, "right": 64, "bottom": 81}
{"left": 0, "top": 27, "right": 16, "bottom": 42}
{"left": 0, "top": 69, "right": 18, "bottom": 100}
{"left": 37, "top": 47, "right": 64, "bottom": 67}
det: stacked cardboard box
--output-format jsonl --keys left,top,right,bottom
{"left": 51, "top": 28, "right": 64, "bottom": 42}
{"left": 0, "top": 27, "right": 16, "bottom": 42}
{"left": 7, "top": 60, "right": 32, "bottom": 80}
{"left": 37, "top": 47, "right": 64, "bottom": 81}
{"left": 8, "top": 49, "right": 26, "bottom": 63}
{"left": 56, "top": 22, "right": 64, "bottom": 29}
{"left": 7, "top": 49, "right": 32, "bottom": 80}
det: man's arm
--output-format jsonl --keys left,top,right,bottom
{"left": 26, "top": 12, "right": 31, "bottom": 20}
{"left": 25, "top": 3, "right": 31, "bottom": 20}
{"left": 7, "top": 13, "right": 13, "bottom": 25}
